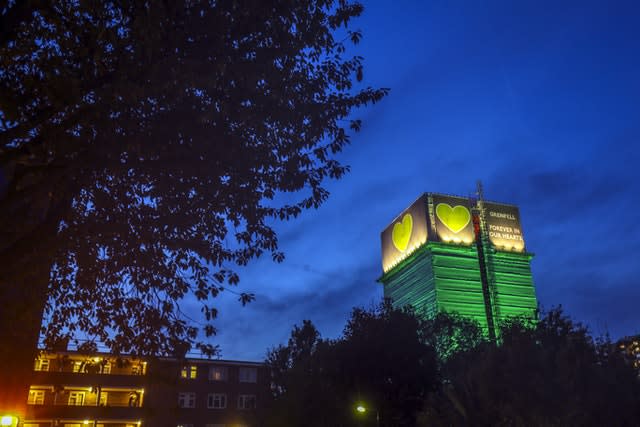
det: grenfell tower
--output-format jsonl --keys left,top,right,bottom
{"left": 379, "top": 190, "right": 537, "bottom": 338}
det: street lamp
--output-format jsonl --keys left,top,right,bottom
{"left": 0, "top": 415, "right": 18, "bottom": 427}
{"left": 354, "top": 403, "right": 379, "bottom": 427}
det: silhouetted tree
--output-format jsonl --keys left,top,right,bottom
{"left": 421, "top": 311, "right": 485, "bottom": 363}
{"left": 266, "top": 320, "right": 342, "bottom": 426}
{"left": 266, "top": 301, "right": 439, "bottom": 427}
{"left": 0, "top": 0, "right": 386, "bottom": 413}
{"left": 420, "top": 308, "right": 640, "bottom": 426}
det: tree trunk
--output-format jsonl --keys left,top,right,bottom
{"left": 0, "top": 245, "right": 53, "bottom": 418}
{"left": 0, "top": 219, "right": 58, "bottom": 418}
{"left": 0, "top": 174, "right": 65, "bottom": 419}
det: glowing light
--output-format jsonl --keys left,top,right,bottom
{"left": 392, "top": 214, "right": 413, "bottom": 251}
{"left": 1, "top": 416, "right": 17, "bottom": 426}
{"left": 381, "top": 194, "right": 429, "bottom": 273}
{"left": 382, "top": 242, "right": 537, "bottom": 340}
{"left": 83, "top": 421, "right": 89, "bottom": 425}
{"left": 356, "top": 405, "right": 366, "bottom": 413}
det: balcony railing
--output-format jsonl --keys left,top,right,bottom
{"left": 25, "top": 403, "right": 144, "bottom": 421}
{"left": 29, "top": 387, "right": 145, "bottom": 408}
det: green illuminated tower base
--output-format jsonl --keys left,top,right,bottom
{"left": 380, "top": 241, "right": 537, "bottom": 335}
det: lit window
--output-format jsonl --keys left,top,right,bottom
{"left": 180, "top": 365, "right": 197, "bottom": 379}
{"left": 207, "top": 393, "right": 227, "bottom": 409}
{"left": 101, "top": 362, "right": 111, "bottom": 374}
{"left": 208, "top": 366, "right": 228, "bottom": 381}
{"left": 34, "top": 358, "right": 50, "bottom": 371}
{"left": 72, "top": 361, "right": 83, "bottom": 373}
{"left": 237, "top": 394, "right": 256, "bottom": 410}
{"left": 99, "top": 391, "right": 108, "bottom": 406}
{"left": 28, "top": 389, "right": 45, "bottom": 405}
{"left": 178, "top": 392, "right": 196, "bottom": 408}
{"left": 68, "top": 391, "right": 85, "bottom": 405}
{"left": 128, "top": 391, "right": 142, "bottom": 407}
{"left": 238, "top": 367, "right": 257, "bottom": 383}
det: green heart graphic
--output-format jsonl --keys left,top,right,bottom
{"left": 436, "top": 203, "right": 470, "bottom": 234}
{"left": 392, "top": 213, "right": 413, "bottom": 252}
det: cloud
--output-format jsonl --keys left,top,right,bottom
{"left": 539, "top": 269, "right": 640, "bottom": 340}
{"left": 211, "top": 260, "right": 383, "bottom": 361}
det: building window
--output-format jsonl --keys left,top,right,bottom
{"left": 237, "top": 394, "right": 256, "bottom": 410}
{"left": 178, "top": 392, "right": 196, "bottom": 408}
{"left": 181, "top": 365, "right": 198, "bottom": 379}
{"left": 132, "top": 363, "right": 144, "bottom": 375}
{"left": 101, "top": 362, "right": 111, "bottom": 374}
{"left": 98, "top": 391, "right": 108, "bottom": 406}
{"left": 71, "top": 361, "right": 83, "bottom": 373}
{"left": 128, "top": 391, "right": 142, "bottom": 407}
{"left": 207, "top": 393, "right": 227, "bottom": 409}
{"left": 68, "top": 391, "right": 85, "bottom": 406}
{"left": 28, "top": 389, "right": 45, "bottom": 405}
{"left": 34, "top": 358, "right": 50, "bottom": 371}
{"left": 238, "top": 367, "right": 257, "bottom": 383}
{"left": 209, "top": 366, "right": 228, "bottom": 381}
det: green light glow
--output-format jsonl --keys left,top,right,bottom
{"left": 381, "top": 242, "right": 537, "bottom": 336}
{"left": 356, "top": 405, "right": 367, "bottom": 413}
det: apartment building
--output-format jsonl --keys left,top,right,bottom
{"left": 617, "top": 335, "right": 640, "bottom": 376}
{"left": 24, "top": 352, "right": 267, "bottom": 427}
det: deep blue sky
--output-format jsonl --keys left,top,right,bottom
{"left": 207, "top": 0, "right": 640, "bottom": 361}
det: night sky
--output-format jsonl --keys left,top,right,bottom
{"left": 204, "top": 0, "right": 640, "bottom": 361}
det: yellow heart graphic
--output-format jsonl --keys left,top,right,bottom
{"left": 436, "top": 203, "right": 470, "bottom": 234}
{"left": 392, "top": 214, "right": 413, "bottom": 252}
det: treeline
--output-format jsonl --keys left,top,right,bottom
{"left": 265, "top": 301, "right": 640, "bottom": 426}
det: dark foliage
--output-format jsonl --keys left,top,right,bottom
{"left": 421, "top": 310, "right": 485, "bottom": 364}
{"left": 267, "top": 304, "right": 640, "bottom": 426}
{"left": 265, "top": 301, "right": 439, "bottom": 427}
{"left": 421, "top": 308, "right": 640, "bottom": 426}
{"left": 0, "top": 0, "right": 387, "bottom": 357}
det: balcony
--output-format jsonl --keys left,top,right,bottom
{"left": 34, "top": 354, "right": 147, "bottom": 376}
{"left": 23, "top": 422, "right": 140, "bottom": 427}
{"left": 26, "top": 386, "right": 145, "bottom": 421}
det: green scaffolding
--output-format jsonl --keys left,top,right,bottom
{"left": 380, "top": 242, "right": 537, "bottom": 335}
